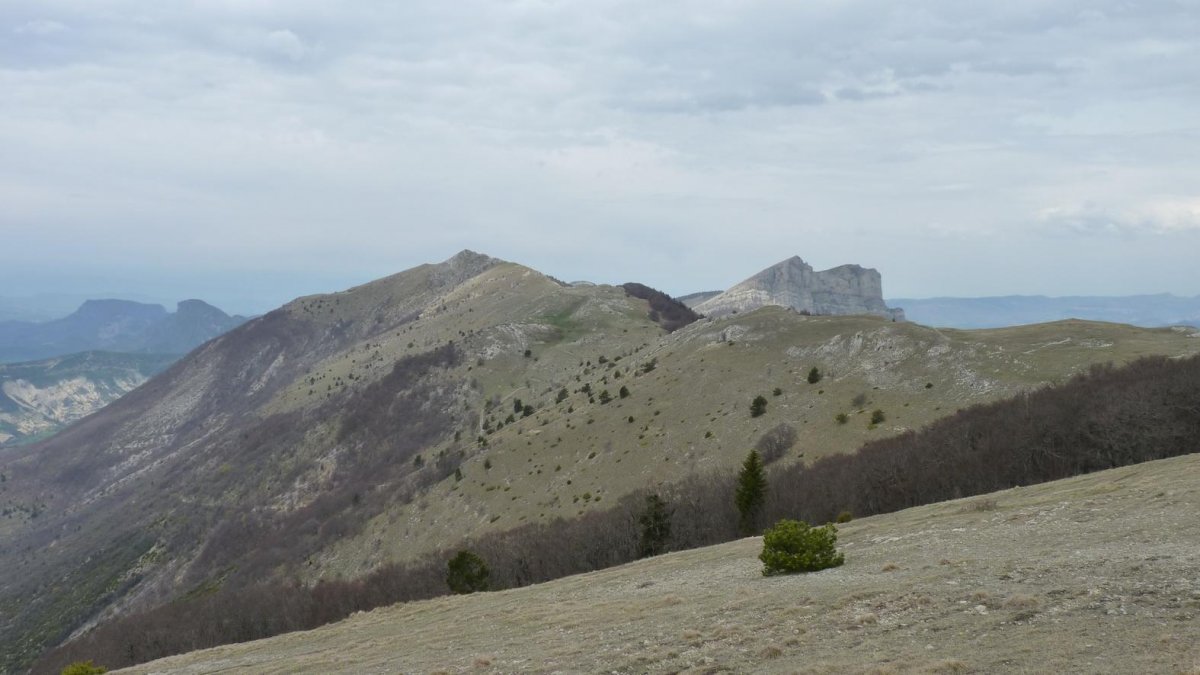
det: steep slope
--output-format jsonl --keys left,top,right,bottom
{"left": 0, "top": 352, "right": 177, "bottom": 446}
{"left": 3, "top": 251, "right": 1199, "bottom": 671}
{"left": 694, "top": 255, "right": 905, "bottom": 320}
{"left": 119, "top": 452, "right": 1200, "bottom": 674}
{"left": 0, "top": 299, "right": 245, "bottom": 363}
{"left": 316, "top": 311, "right": 1200, "bottom": 577}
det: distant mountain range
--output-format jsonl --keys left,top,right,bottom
{"left": 890, "top": 294, "right": 1200, "bottom": 329}
{"left": 0, "top": 299, "right": 247, "bottom": 363}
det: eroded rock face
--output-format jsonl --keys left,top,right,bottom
{"left": 694, "top": 256, "right": 905, "bottom": 320}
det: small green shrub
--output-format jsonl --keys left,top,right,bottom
{"left": 870, "top": 409, "right": 886, "bottom": 424}
{"left": 835, "top": 412, "right": 848, "bottom": 425}
{"left": 750, "top": 395, "right": 768, "bottom": 418}
{"left": 599, "top": 390, "right": 613, "bottom": 404}
{"left": 773, "top": 387, "right": 783, "bottom": 396}
{"left": 807, "top": 367, "right": 822, "bottom": 384}
{"left": 759, "top": 519, "right": 845, "bottom": 576}
{"left": 61, "top": 662, "right": 108, "bottom": 675}
{"left": 619, "top": 385, "right": 630, "bottom": 399}
{"left": 446, "top": 550, "right": 490, "bottom": 594}
{"left": 835, "top": 510, "right": 854, "bottom": 523}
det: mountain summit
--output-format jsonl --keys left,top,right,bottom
{"left": 692, "top": 256, "right": 904, "bottom": 320}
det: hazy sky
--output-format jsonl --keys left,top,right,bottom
{"left": 3, "top": 1, "right": 1199, "bottom": 315}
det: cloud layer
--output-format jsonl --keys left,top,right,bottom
{"left": 2, "top": 1, "right": 1198, "bottom": 312}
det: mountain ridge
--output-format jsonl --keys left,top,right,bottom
{"left": 3, "top": 250, "right": 1199, "bottom": 671}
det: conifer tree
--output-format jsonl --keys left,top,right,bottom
{"left": 446, "top": 550, "right": 490, "bottom": 594}
{"left": 750, "top": 395, "right": 768, "bottom": 417}
{"left": 735, "top": 450, "right": 767, "bottom": 535}
{"left": 637, "top": 494, "right": 672, "bottom": 558}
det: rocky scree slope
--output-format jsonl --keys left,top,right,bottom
{"left": 0, "top": 352, "right": 176, "bottom": 446}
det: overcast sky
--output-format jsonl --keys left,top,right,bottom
{"left": 3, "top": 1, "right": 1198, "bottom": 315}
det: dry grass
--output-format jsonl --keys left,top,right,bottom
{"left": 925, "top": 660, "right": 970, "bottom": 674}
{"left": 959, "top": 497, "right": 998, "bottom": 513}
{"left": 1004, "top": 593, "right": 1039, "bottom": 610}
{"left": 121, "top": 453, "right": 1200, "bottom": 675}
{"left": 854, "top": 612, "right": 880, "bottom": 626}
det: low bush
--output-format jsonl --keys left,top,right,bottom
{"left": 61, "top": 662, "right": 107, "bottom": 675}
{"left": 446, "top": 550, "right": 490, "bottom": 594}
{"left": 750, "top": 395, "right": 768, "bottom": 418}
{"left": 759, "top": 520, "right": 845, "bottom": 576}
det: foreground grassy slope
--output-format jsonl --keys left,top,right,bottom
{"left": 123, "top": 452, "right": 1200, "bottom": 674}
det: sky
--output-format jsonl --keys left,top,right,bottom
{"left": 2, "top": 1, "right": 1199, "bottom": 315}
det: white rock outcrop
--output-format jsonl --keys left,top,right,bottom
{"left": 694, "top": 256, "right": 904, "bottom": 320}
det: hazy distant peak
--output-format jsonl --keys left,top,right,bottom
{"left": 73, "top": 299, "right": 168, "bottom": 321}
{"left": 175, "top": 299, "right": 229, "bottom": 317}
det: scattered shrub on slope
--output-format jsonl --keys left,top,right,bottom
{"left": 759, "top": 520, "right": 844, "bottom": 576}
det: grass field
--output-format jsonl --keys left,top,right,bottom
{"left": 121, "top": 452, "right": 1200, "bottom": 674}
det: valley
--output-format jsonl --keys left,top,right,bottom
{"left": 0, "top": 352, "right": 176, "bottom": 447}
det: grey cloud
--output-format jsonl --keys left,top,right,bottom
{"left": 14, "top": 19, "right": 68, "bottom": 35}
{"left": 1, "top": 0, "right": 1199, "bottom": 311}
{"left": 1037, "top": 203, "right": 1200, "bottom": 238}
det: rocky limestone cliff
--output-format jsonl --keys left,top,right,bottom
{"left": 694, "top": 256, "right": 905, "bottom": 320}
{"left": 0, "top": 352, "right": 176, "bottom": 445}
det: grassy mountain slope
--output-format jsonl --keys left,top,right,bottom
{"left": 120, "top": 452, "right": 1200, "bottom": 674}
{"left": 0, "top": 352, "right": 177, "bottom": 446}
{"left": 315, "top": 308, "right": 1200, "bottom": 578}
{"left": 3, "top": 251, "right": 1199, "bottom": 670}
